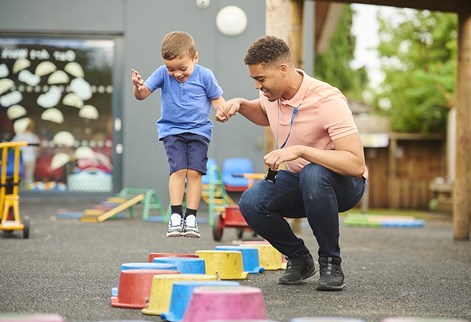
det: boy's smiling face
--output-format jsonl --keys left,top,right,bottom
{"left": 164, "top": 52, "right": 199, "bottom": 83}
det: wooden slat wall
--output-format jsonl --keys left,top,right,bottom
{"left": 363, "top": 137, "right": 445, "bottom": 210}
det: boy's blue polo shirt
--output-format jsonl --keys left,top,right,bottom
{"left": 144, "top": 64, "right": 223, "bottom": 141}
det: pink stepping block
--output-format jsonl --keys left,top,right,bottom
{"left": 0, "top": 314, "right": 64, "bottom": 322}
{"left": 110, "top": 269, "right": 179, "bottom": 309}
{"left": 182, "top": 286, "right": 267, "bottom": 322}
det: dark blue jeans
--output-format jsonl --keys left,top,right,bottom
{"left": 238, "top": 163, "right": 366, "bottom": 260}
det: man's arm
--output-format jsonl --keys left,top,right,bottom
{"left": 264, "top": 133, "right": 366, "bottom": 178}
{"left": 216, "top": 98, "right": 269, "bottom": 126}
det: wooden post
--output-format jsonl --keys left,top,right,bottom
{"left": 453, "top": 4, "right": 471, "bottom": 240}
{"left": 266, "top": 0, "right": 304, "bottom": 233}
{"left": 388, "top": 135, "right": 399, "bottom": 209}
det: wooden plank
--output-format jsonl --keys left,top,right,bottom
{"left": 96, "top": 194, "right": 144, "bottom": 223}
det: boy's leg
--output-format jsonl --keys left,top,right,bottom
{"left": 163, "top": 135, "right": 189, "bottom": 237}
{"left": 183, "top": 169, "right": 202, "bottom": 238}
{"left": 182, "top": 133, "right": 209, "bottom": 238}
{"left": 166, "top": 170, "right": 186, "bottom": 237}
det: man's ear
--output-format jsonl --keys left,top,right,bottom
{"left": 279, "top": 63, "right": 288, "bottom": 76}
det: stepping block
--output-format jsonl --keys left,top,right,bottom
{"left": 182, "top": 286, "right": 267, "bottom": 321}
{"left": 343, "top": 214, "right": 424, "bottom": 228}
{"left": 239, "top": 244, "right": 286, "bottom": 271}
{"left": 291, "top": 318, "right": 366, "bottom": 322}
{"left": 148, "top": 252, "right": 199, "bottom": 263}
{"left": 161, "top": 280, "right": 240, "bottom": 322}
{"left": 0, "top": 314, "right": 64, "bottom": 322}
{"left": 381, "top": 318, "right": 469, "bottom": 322}
{"left": 110, "top": 269, "right": 178, "bottom": 309}
{"left": 195, "top": 250, "right": 248, "bottom": 280}
{"left": 142, "top": 274, "right": 217, "bottom": 316}
{"left": 153, "top": 257, "right": 206, "bottom": 274}
{"left": 215, "top": 245, "right": 264, "bottom": 274}
{"left": 111, "top": 262, "right": 178, "bottom": 297}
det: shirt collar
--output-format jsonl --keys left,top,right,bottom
{"left": 280, "top": 69, "right": 308, "bottom": 108}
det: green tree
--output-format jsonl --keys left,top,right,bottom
{"left": 373, "top": 9, "right": 457, "bottom": 134}
{"left": 314, "top": 5, "right": 369, "bottom": 101}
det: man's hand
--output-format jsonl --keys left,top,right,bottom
{"left": 264, "top": 146, "right": 302, "bottom": 170}
{"left": 131, "top": 69, "right": 145, "bottom": 91}
{"left": 215, "top": 100, "right": 241, "bottom": 123}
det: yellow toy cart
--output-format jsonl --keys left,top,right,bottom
{"left": 0, "top": 141, "right": 30, "bottom": 238}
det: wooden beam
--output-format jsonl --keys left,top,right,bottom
{"left": 453, "top": 3, "right": 471, "bottom": 240}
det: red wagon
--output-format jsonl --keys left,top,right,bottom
{"left": 212, "top": 205, "right": 251, "bottom": 241}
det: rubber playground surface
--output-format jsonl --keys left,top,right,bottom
{"left": 0, "top": 199, "right": 470, "bottom": 322}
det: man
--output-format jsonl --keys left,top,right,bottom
{"left": 216, "top": 35, "right": 367, "bottom": 291}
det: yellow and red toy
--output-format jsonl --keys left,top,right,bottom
{"left": 0, "top": 141, "right": 30, "bottom": 238}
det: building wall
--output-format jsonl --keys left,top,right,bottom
{"left": 0, "top": 0, "right": 266, "bottom": 203}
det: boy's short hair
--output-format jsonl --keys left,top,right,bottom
{"left": 161, "top": 31, "right": 197, "bottom": 60}
{"left": 244, "top": 35, "right": 291, "bottom": 66}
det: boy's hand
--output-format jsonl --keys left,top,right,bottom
{"left": 215, "top": 101, "right": 240, "bottom": 123}
{"left": 131, "top": 69, "right": 145, "bottom": 91}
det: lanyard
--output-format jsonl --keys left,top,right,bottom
{"left": 276, "top": 100, "right": 299, "bottom": 149}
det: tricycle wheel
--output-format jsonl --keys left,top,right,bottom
{"left": 212, "top": 213, "right": 224, "bottom": 241}
{"left": 236, "top": 228, "right": 244, "bottom": 239}
{"left": 23, "top": 216, "right": 30, "bottom": 239}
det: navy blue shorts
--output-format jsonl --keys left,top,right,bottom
{"left": 162, "top": 133, "right": 209, "bottom": 175}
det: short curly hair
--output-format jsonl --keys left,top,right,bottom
{"left": 161, "top": 31, "right": 196, "bottom": 60}
{"left": 244, "top": 35, "right": 291, "bottom": 66}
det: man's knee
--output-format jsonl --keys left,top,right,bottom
{"left": 238, "top": 190, "right": 252, "bottom": 218}
{"left": 300, "top": 163, "right": 331, "bottom": 188}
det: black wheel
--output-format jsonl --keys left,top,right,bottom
{"left": 212, "top": 213, "right": 224, "bottom": 241}
{"left": 236, "top": 228, "right": 244, "bottom": 239}
{"left": 23, "top": 216, "right": 30, "bottom": 239}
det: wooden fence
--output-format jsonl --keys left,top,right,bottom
{"left": 362, "top": 133, "right": 446, "bottom": 210}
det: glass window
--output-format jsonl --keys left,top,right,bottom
{"left": 0, "top": 37, "right": 115, "bottom": 192}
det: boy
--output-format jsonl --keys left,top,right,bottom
{"left": 132, "top": 31, "right": 224, "bottom": 238}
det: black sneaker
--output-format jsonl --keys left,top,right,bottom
{"left": 316, "top": 256, "right": 345, "bottom": 291}
{"left": 278, "top": 254, "right": 316, "bottom": 285}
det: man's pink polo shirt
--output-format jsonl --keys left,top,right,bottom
{"left": 260, "top": 69, "right": 365, "bottom": 177}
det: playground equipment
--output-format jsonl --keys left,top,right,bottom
{"left": 201, "top": 162, "right": 236, "bottom": 226}
{"left": 222, "top": 157, "right": 253, "bottom": 191}
{"left": 0, "top": 141, "right": 29, "bottom": 238}
{"left": 211, "top": 172, "right": 264, "bottom": 241}
{"left": 80, "top": 188, "right": 165, "bottom": 223}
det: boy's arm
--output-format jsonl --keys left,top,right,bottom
{"left": 131, "top": 69, "right": 152, "bottom": 100}
{"left": 210, "top": 96, "right": 226, "bottom": 111}
{"left": 215, "top": 98, "right": 269, "bottom": 126}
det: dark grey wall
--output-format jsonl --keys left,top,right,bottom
{"left": 0, "top": 0, "right": 266, "bottom": 203}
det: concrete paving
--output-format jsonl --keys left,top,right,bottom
{"left": 0, "top": 199, "right": 470, "bottom": 322}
